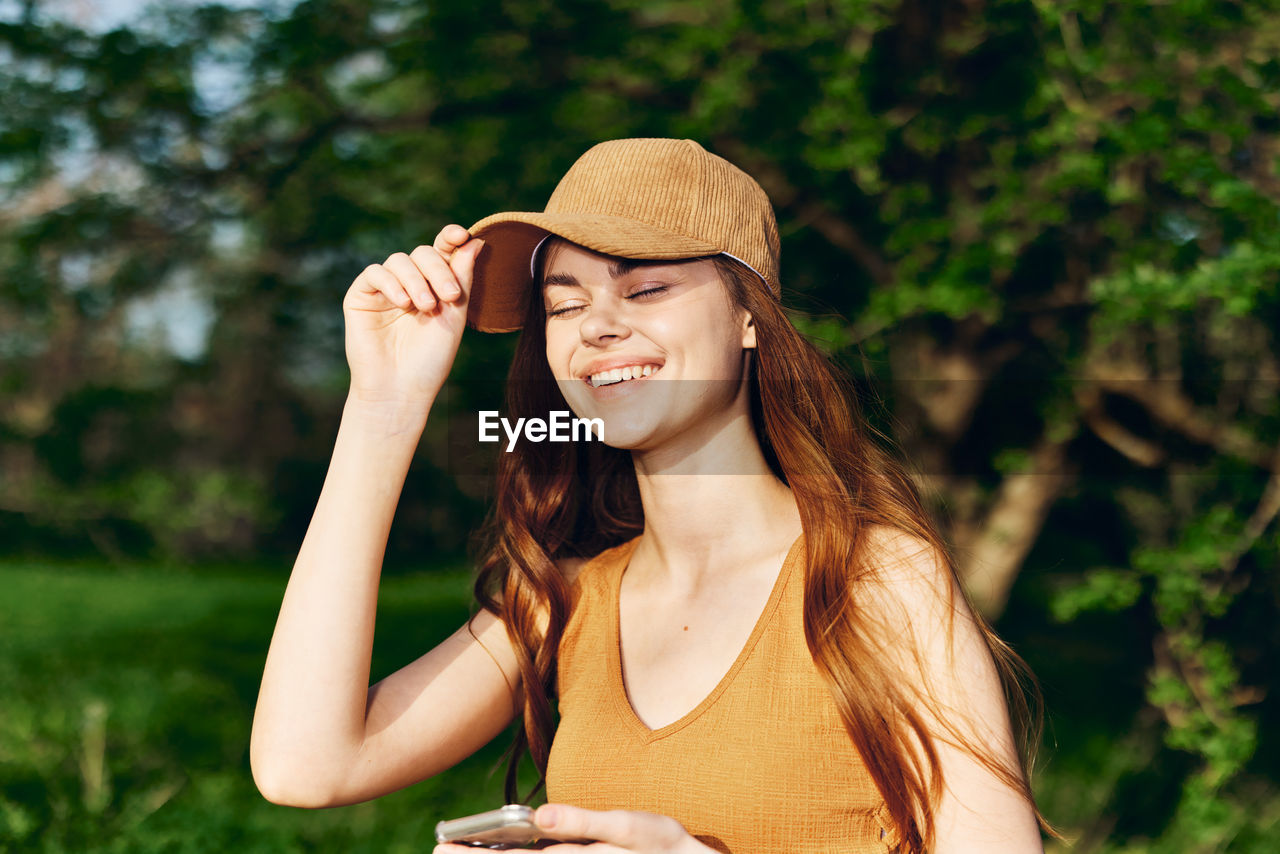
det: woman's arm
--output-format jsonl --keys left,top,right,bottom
{"left": 250, "top": 227, "right": 521, "bottom": 807}
{"left": 860, "top": 526, "right": 1046, "bottom": 854}
{"left": 249, "top": 397, "right": 522, "bottom": 807}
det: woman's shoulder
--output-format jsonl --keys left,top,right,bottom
{"left": 855, "top": 524, "right": 957, "bottom": 583}
{"left": 855, "top": 523, "right": 969, "bottom": 632}
{"left": 861, "top": 524, "right": 949, "bottom": 580}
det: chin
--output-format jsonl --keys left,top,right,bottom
{"left": 559, "top": 380, "right": 734, "bottom": 455}
{"left": 594, "top": 422, "right": 666, "bottom": 452}
{"left": 564, "top": 403, "right": 664, "bottom": 450}
{"left": 562, "top": 379, "right": 675, "bottom": 426}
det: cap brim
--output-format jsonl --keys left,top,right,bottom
{"left": 466, "top": 212, "right": 720, "bottom": 333}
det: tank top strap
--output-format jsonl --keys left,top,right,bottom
{"left": 568, "top": 535, "right": 642, "bottom": 606}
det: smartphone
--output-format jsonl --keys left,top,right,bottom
{"left": 434, "top": 804, "right": 547, "bottom": 849}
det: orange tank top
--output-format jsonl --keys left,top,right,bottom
{"left": 546, "top": 534, "right": 901, "bottom": 854}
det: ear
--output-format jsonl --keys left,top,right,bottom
{"left": 740, "top": 311, "right": 757, "bottom": 349}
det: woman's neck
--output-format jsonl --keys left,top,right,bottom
{"left": 628, "top": 413, "right": 802, "bottom": 589}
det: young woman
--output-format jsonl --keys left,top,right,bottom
{"left": 250, "top": 139, "right": 1055, "bottom": 853}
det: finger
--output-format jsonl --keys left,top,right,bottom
{"left": 536, "top": 805, "right": 630, "bottom": 848}
{"left": 447, "top": 237, "right": 484, "bottom": 299}
{"left": 409, "top": 244, "right": 463, "bottom": 303}
{"left": 535, "top": 805, "right": 687, "bottom": 850}
{"left": 354, "top": 264, "right": 412, "bottom": 311}
{"left": 383, "top": 251, "right": 436, "bottom": 312}
{"left": 433, "top": 223, "right": 472, "bottom": 257}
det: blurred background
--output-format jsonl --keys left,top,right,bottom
{"left": 2, "top": 0, "right": 1278, "bottom": 851}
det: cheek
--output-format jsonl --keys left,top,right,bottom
{"left": 704, "top": 325, "right": 751, "bottom": 371}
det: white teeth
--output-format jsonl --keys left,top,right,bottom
{"left": 587, "top": 364, "right": 660, "bottom": 387}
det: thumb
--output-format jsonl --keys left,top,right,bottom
{"left": 535, "top": 804, "right": 686, "bottom": 849}
{"left": 535, "top": 804, "right": 603, "bottom": 842}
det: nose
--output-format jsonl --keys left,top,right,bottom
{"left": 578, "top": 295, "right": 631, "bottom": 346}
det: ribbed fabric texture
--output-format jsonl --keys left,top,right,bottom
{"left": 467, "top": 138, "right": 782, "bottom": 333}
{"left": 547, "top": 535, "right": 900, "bottom": 854}
{"left": 542, "top": 139, "right": 781, "bottom": 292}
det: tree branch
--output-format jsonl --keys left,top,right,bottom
{"left": 1075, "top": 381, "right": 1166, "bottom": 467}
{"left": 1221, "top": 441, "right": 1280, "bottom": 577}
{"left": 955, "top": 434, "right": 1074, "bottom": 618}
{"left": 1087, "top": 359, "right": 1275, "bottom": 468}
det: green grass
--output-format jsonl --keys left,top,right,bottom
{"left": 0, "top": 560, "right": 521, "bottom": 853}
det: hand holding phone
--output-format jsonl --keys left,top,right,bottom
{"left": 436, "top": 803, "right": 711, "bottom": 853}
{"left": 435, "top": 804, "right": 585, "bottom": 849}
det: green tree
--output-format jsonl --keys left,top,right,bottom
{"left": 2, "top": 1, "right": 1277, "bottom": 850}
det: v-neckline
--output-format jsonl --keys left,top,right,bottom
{"left": 606, "top": 533, "right": 806, "bottom": 743}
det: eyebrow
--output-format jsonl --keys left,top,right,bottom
{"left": 541, "top": 257, "right": 658, "bottom": 289}
{"left": 609, "top": 258, "right": 644, "bottom": 278}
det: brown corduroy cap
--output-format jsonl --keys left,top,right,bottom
{"left": 465, "top": 138, "right": 782, "bottom": 333}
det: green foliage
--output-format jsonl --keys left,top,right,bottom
{"left": 1089, "top": 242, "right": 1280, "bottom": 339}
{"left": 3, "top": 1, "right": 1279, "bottom": 850}
{"left": 1049, "top": 494, "right": 1274, "bottom": 851}
{"left": 8, "top": 467, "right": 276, "bottom": 558}
{"left": 125, "top": 468, "right": 278, "bottom": 556}
{"left": 1050, "top": 567, "right": 1143, "bottom": 622}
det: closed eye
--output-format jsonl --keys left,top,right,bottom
{"left": 627, "top": 285, "right": 668, "bottom": 300}
{"left": 546, "top": 286, "right": 669, "bottom": 319}
{"left": 546, "top": 302, "right": 586, "bottom": 318}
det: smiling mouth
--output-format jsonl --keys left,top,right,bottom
{"left": 586, "top": 364, "right": 662, "bottom": 388}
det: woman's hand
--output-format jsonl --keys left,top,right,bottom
{"left": 343, "top": 223, "right": 483, "bottom": 409}
{"left": 433, "top": 804, "right": 717, "bottom": 854}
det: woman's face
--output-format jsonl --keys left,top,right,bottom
{"left": 541, "top": 242, "right": 756, "bottom": 453}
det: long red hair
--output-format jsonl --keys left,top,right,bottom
{"left": 473, "top": 246, "right": 1058, "bottom": 851}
